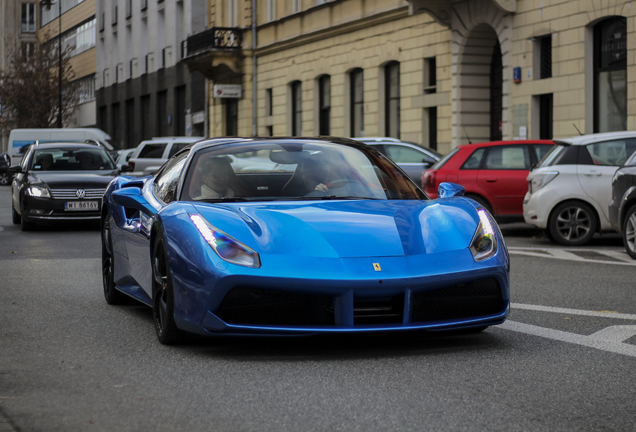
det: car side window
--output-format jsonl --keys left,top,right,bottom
{"left": 138, "top": 143, "right": 167, "bottom": 159}
{"left": 384, "top": 144, "right": 433, "bottom": 163}
{"left": 154, "top": 151, "right": 189, "bottom": 203}
{"left": 584, "top": 139, "right": 636, "bottom": 166}
{"left": 461, "top": 148, "right": 486, "bottom": 169}
{"left": 484, "top": 145, "right": 530, "bottom": 170}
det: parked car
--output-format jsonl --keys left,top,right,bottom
{"left": 101, "top": 136, "right": 510, "bottom": 344}
{"left": 421, "top": 140, "right": 554, "bottom": 221}
{"left": 126, "top": 137, "right": 204, "bottom": 176}
{"left": 354, "top": 137, "right": 442, "bottom": 182}
{"left": 0, "top": 153, "right": 11, "bottom": 185}
{"left": 609, "top": 150, "right": 636, "bottom": 258}
{"left": 9, "top": 142, "right": 119, "bottom": 231}
{"left": 524, "top": 131, "right": 636, "bottom": 246}
{"left": 115, "top": 148, "right": 136, "bottom": 171}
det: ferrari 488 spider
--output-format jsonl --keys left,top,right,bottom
{"left": 101, "top": 137, "right": 510, "bottom": 344}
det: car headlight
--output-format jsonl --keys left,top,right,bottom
{"left": 26, "top": 185, "right": 51, "bottom": 198}
{"left": 190, "top": 214, "right": 261, "bottom": 268}
{"left": 470, "top": 209, "right": 498, "bottom": 261}
{"left": 530, "top": 171, "right": 559, "bottom": 193}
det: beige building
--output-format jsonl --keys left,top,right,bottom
{"left": 186, "top": 0, "right": 634, "bottom": 155}
{"left": 38, "top": 0, "right": 97, "bottom": 128}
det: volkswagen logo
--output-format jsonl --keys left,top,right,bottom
{"left": 76, "top": 189, "right": 86, "bottom": 199}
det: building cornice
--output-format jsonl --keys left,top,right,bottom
{"left": 406, "top": 0, "right": 515, "bottom": 27}
{"left": 254, "top": 6, "right": 410, "bottom": 57}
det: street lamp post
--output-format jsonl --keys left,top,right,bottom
{"left": 41, "top": 0, "right": 63, "bottom": 128}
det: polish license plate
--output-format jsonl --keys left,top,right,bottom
{"left": 65, "top": 201, "right": 99, "bottom": 211}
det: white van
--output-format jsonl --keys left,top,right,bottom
{"left": 8, "top": 128, "right": 114, "bottom": 164}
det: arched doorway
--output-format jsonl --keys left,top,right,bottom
{"left": 456, "top": 24, "right": 503, "bottom": 144}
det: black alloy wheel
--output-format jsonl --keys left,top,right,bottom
{"left": 0, "top": 172, "right": 9, "bottom": 185}
{"left": 622, "top": 205, "right": 636, "bottom": 259}
{"left": 102, "top": 216, "right": 127, "bottom": 304}
{"left": 152, "top": 233, "right": 185, "bottom": 345}
{"left": 549, "top": 201, "right": 597, "bottom": 246}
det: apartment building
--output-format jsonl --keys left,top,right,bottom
{"left": 0, "top": 1, "right": 39, "bottom": 152}
{"left": 96, "top": 0, "right": 207, "bottom": 149}
{"left": 38, "top": 0, "right": 99, "bottom": 129}
{"left": 181, "top": 0, "right": 634, "bottom": 155}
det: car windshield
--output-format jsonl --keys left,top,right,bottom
{"left": 181, "top": 140, "right": 427, "bottom": 202}
{"left": 31, "top": 148, "right": 115, "bottom": 171}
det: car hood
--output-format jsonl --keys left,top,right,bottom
{"left": 193, "top": 199, "right": 480, "bottom": 258}
{"left": 28, "top": 171, "right": 118, "bottom": 188}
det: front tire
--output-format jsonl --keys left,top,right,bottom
{"left": 20, "top": 210, "right": 35, "bottom": 231}
{"left": 548, "top": 201, "right": 597, "bottom": 246}
{"left": 622, "top": 205, "right": 636, "bottom": 259}
{"left": 102, "top": 216, "right": 127, "bottom": 304}
{"left": 152, "top": 232, "right": 185, "bottom": 345}
{"left": 0, "top": 172, "right": 9, "bottom": 185}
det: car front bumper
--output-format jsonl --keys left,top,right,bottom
{"left": 22, "top": 196, "right": 102, "bottom": 221}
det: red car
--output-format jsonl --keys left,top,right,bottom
{"left": 421, "top": 140, "right": 554, "bottom": 220}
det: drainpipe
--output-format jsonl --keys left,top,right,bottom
{"left": 252, "top": 0, "right": 257, "bottom": 137}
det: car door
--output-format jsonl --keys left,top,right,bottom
{"left": 577, "top": 138, "right": 636, "bottom": 223}
{"left": 383, "top": 143, "right": 435, "bottom": 182}
{"left": 120, "top": 151, "right": 190, "bottom": 297}
{"left": 477, "top": 145, "right": 531, "bottom": 215}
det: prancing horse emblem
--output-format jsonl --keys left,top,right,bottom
{"left": 373, "top": 263, "right": 382, "bottom": 271}
{"left": 76, "top": 189, "right": 86, "bottom": 199}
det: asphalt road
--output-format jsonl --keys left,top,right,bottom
{"left": 1, "top": 185, "right": 635, "bottom": 432}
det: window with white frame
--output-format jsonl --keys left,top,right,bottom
{"left": 292, "top": 0, "right": 301, "bottom": 13}
{"left": 22, "top": 3, "right": 36, "bottom": 33}
{"left": 268, "top": 0, "right": 275, "bottom": 22}
{"left": 62, "top": 19, "right": 96, "bottom": 57}
{"left": 77, "top": 75, "right": 96, "bottom": 104}
{"left": 40, "top": 0, "right": 86, "bottom": 27}
{"left": 228, "top": 0, "right": 236, "bottom": 26}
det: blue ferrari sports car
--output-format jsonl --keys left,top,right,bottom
{"left": 101, "top": 137, "right": 510, "bottom": 344}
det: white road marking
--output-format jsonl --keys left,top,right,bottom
{"left": 499, "top": 321, "right": 636, "bottom": 358}
{"left": 588, "top": 326, "right": 636, "bottom": 343}
{"left": 508, "top": 246, "right": 636, "bottom": 266}
{"left": 501, "top": 304, "right": 636, "bottom": 357}
{"left": 512, "top": 303, "right": 636, "bottom": 320}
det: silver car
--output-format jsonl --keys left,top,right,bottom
{"left": 125, "top": 137, "right": 204, "bottom": 176}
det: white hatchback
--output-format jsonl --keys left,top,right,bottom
{"left": 523, "top": 131, "right": 636, "bottom": 245}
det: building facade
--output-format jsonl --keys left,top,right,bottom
{"left": 0, "top": 0, "right": 39, "bottom": 152}
{"left": 182, "top": 0, "right": 635, "bottom": 155}
{"left": 38, "top": 0, "right": 99, "bottom": 130}
{"left": 95, "top": 0, "right": 208, "bottom": 150}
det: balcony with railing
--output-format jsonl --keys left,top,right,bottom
{"left": 181, "top": 27, "right": 243, "bottom": 78}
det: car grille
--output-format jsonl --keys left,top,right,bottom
{"left": 50, "top": 188, "right": 106, "bottom": 200}
{"left": 215, "top": 278, "right": 504, "bottom": 327}
{"left": 216, "top": 288, "right": 335, "bottom": 326}
{"left": 411, "top": 278, "right": 503, "bottom": 322}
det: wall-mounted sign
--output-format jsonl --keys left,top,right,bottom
{"left": 214, "top": 84, "right": 242, "bottom": 98}
{"left": 513, "top": 67, "right": 521, "bottom": 83}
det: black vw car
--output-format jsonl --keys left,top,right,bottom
{"left": 10, "top": 142, "right": 119, "bottom": 230}
{"left": 0, "top": 152, "right": 11, "bottom": 185}
{"left": 609, "top": 150, "right": 636, "bottom": 258}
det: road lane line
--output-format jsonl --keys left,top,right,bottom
{"left": 597, "top": 249, "right": 636, "bottom": 263}
{"left": 587, "top": 326, "right": 636, "bottom": 343}
{"left": 512, "top": 303, "right": 636, "bottom": 320}
{"left": 508, "top": 248, "right": 636, "bottom": 266}
{"left": 498, "top": 320, "right": 636, "bottom": 358}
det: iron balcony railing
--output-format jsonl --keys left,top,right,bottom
{"left": 184, "top": 27, "right": 242, "bottom": 58}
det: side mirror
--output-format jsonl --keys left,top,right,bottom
{"left": 111, "top": 186, "right": 157, "bottom": 216}
{"left": 438, "top": 182, "right": 465, "bottom": 198}
{"left": 8, "top": 165, "right": 23, "bottom": 176}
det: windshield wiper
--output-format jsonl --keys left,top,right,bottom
{"left": 201, "top": 197, "right": 251, "bottom": 203}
